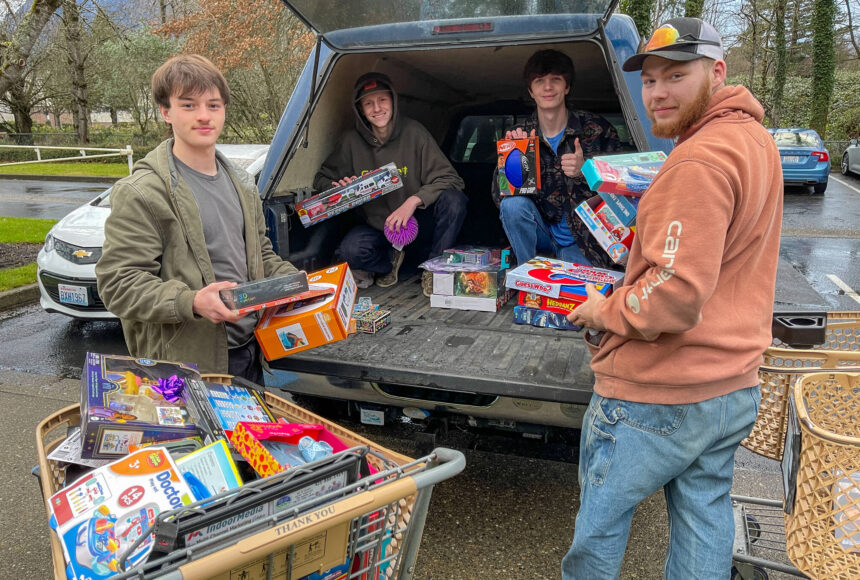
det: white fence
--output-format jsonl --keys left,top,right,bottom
{"left": 0, "top": 144, "right": 134, "bottom": 174}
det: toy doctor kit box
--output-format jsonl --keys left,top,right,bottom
{"left": 48, "top": 447, "right": 193, "bottom": 580}
{"left": 581, "top": 150, "right": 666, "bottom": 197}
{"left": 80, "top": 353, "right": 208, "bottom": 459}
{"left": 505, "top": 257, "right": 624, "bottom": 302}
{"left": 255, "top": 263, "right": 357, "bottom": 360}
{"left": 497, "top": 137, "right": 541, "bottom": 196}
{"left": 296, "top": 163, "right": 403, "bottom": 227}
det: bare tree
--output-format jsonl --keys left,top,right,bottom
{"left": 0, "top": 0, "right": 63, "bottom": 99}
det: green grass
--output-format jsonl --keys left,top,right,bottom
{"left": 0, "top": 262, "right": 37, "bottom": 291}
{"left": 0, "top": 161, "right": 130, "bottom": 178}
{"left": 0, "top": 216, "right": 57, "bottom": 243}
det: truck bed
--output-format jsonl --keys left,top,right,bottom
{"left": 269, "top": 272, "right": 594, "bottom": 404}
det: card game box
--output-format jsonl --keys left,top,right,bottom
{"left": 582, "top": 151, "right": 666, "bottom": 197}
{"left": 517, "top": 291, "right": 581, "bottom": 314}
{"left": 255, "top": 263, "right": 357, "bottom": 360}
{"left": 296, "top": 163, "right": 403, "bottom": 227}
{"left": 575, "top": 196, "right": 636, "bottom": 265}
{"left": 513, "top": 305, "right": 582, "bottom": 331}
{"left": 353, "top": 308, "right": 391, "bottom": 334}
{"left": 497, "top": 137, "right": 541, "bottom": 196}
{"left": 219, "top": 272, "right": 310, "bottom": 314}
{"left": 505, "top": 257, "right": 624, "bottom": 302}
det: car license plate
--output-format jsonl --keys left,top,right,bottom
{"left": 782, "top": 155, "right": 801, "bottom": 164}
{"left": 58, "top": 284, "right": 89, "bottom": 306}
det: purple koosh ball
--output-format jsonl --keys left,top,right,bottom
{"left": 384, "top": 216, "right": 418, "bottom": 250}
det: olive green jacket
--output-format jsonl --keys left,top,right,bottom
{"left": 96, "top": 139, "right": 297, "bottom": 373}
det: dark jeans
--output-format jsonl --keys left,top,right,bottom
{"left": 228, "top": 340, "right": 264, "bottom": 385}
{"left": 335, "top": 188, "right": 468, "bottom": 273}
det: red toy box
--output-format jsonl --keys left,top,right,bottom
{"left": 229, "top": 421, "right": 348, "bottom": 478}
{"left": 504, "top": 257, "right": 624, "bottom": 301}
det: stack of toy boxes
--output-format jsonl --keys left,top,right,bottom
{"left": 255, "top": 263, "right": 357, "bottom": 360}
{"left": 505, "top": 257, "right": 624, "bottom": 330}
{"left": 423, "top": 246, "right": 513, "bottom": 312}
{"left": 577, "top": 151, "right": 666, "bottom": 265}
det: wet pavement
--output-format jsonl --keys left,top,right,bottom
{"left": 0, "top": 178, "right": 109, "bottom": 220}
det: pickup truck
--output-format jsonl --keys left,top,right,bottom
{"left": 256, "top": 0, "right": 673, "bottom": 437}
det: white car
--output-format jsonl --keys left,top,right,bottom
{"left": 37, "top": 144, "right": 270, "bottom": 319}
{"left": 842, "top": 139, "right": 860, "bottom": 177}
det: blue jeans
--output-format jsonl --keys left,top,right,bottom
{"left": 336, "top": 188, "right": 467, "bottom": 273}
{"left": 562, "top": 386, "right": 761, "bottom": 580}
{"left": 499, "top": 196, "right": 591, "bottom": 265}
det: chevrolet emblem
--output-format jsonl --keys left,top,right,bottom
{"left": 72, "top": 249, "right": 92, "bottom": 258}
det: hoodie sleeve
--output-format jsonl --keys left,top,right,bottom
{"left": 313, "top": 142, "right": 354, "bottom": 193}
{"left": 411, "top": 125, "right": 465, "bottom": 207}
{"left": 592, "top": 160, "right": 734, "bottom": 341}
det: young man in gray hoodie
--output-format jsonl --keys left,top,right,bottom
{"left": 314, "top": 72, "right": 467, "bottom": 294}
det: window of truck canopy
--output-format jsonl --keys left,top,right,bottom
{"left": 280, "top": 0, "right": 620, "bottom": 49}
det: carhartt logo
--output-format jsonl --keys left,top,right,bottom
{"left": 363, "top": 81, "right": 378, "bottom": 91}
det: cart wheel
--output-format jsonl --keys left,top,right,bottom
{"left": 745, "top": 513, "right": 762, "bottom": 544}
{"left": 731, "top": 565, "right": 770, "bottom": 580}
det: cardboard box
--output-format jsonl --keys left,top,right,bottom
{"left": 575, "top": 197, "right": 635, "bottom": 265}
{"left": 581, "top": 150, "right": 666, "bottom": 197}
{"left": 505, "top": 257, "right": 624, "bottom": 301}
{"left": 429, "top": 289, "right": 513, "bottom": 312}
{"left": 517, "top": 291, "right": 581, "bottom": 314}
{"left": 432, "top": 267, "right": 507, "bottom": 299}
{"left": 353, "top": 309, "right": 391, "bottom": 334}
{"left": 598, "top": 191, "right": 639, "bottom": 226}
{"left": 296, "top": 163, "right": 403, "bottom": 227}
{"left": 513, "top": 305, "right": 582, "bottom": 331}
{"left": 80, "top": 353, "right": 208, "bottom": 459}
{"left": 255, "top": 263, "right": 357, "bottom": 361}
{"left": 219, "top": 272, "right": 309, "bottom": 314}
{"left": 497, "top": 138, "right": 541, "bottom": 196}
{"left": 229, "top": 421, "right": 349, "bottom": 478}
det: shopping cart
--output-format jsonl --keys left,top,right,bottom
{"left": 36, "top": 375, "right": 466, "bottom": 580}
{"left": 743, "top": 311, "right": 860, "bottom": 461}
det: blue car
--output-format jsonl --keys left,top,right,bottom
{"left": 769, "top": 128, "right": 830, "bottom": 194}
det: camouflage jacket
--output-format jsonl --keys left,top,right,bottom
{"left": 491, "top": 109, "right": 622, "bottom": 270}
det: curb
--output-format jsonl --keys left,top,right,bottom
{"left": 0, "top": 174, "right": 119, "bottom": 184}
{"left": 0, "top": 283, "right": 39, "bottom": 311}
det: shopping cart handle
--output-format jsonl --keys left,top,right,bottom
{"left": 409, "top": 448, "right": 466, "bottom": 490}
{"left": 772, "top": 311, "right": 827, "bottom": 348}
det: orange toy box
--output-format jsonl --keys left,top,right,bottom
{"left": 229, "top": 421, "right": 349, "bottom": 478}
{"left": 255, "top": 263, "right": 357, "bottom": 361}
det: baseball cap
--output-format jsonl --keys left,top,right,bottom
{"left": 354, "top": 73, "right": 393, "bottom": 102}
{"left": 622, "top": 18, "right": 724, "bottom": 72}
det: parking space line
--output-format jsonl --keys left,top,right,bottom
{"left": 827, "top": 274, "right": 860, "bottom": 305}
{"left": 831, "top": 175, "right": 860, "bottom": 195}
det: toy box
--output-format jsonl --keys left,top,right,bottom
{"left": 429, "top": 289, "right": 514, "bottom": 312}
{"left": 575, "top": 196, "right": 636, "bottom": 265}
{"left": 229, "top": 421, "right": 349, "bottom": 478}
{"left": 80, "top": 353, "right": 210, "bottom": 459}
{"left": 598, "top": 191, "right": 639, "bottom": 226}
{"left": 48, "top": 447, "right": 194, "bottom": 580}
{"left": 513, "top": 305, "right": 582, "bottom": 331}
{"left": 497, "top": 137, "right": 541, "bottom": 196}
{"left": 219, "top": 272, "right": 309, "bottom": 314}
{"left": 353, "top": 309, "right": 391, "bottom": 334}
{"left": 182, "top": 379, "right": 277, "bottom": 442}
{"left": 432, "top": 267, "right": 507, "bottom": 299}
{"left": 581, "top": 150, "right": 666, "bottom": 197}
{"left": 296, "top": 163, "right": 403, "bottom": 227}
{"left": 505, "top": 257, "right": 624, "bottom": 301}
{"left": 517, "top": 291, "right": 581, "bottom": 314}
{"left": 255, "top": 263, "right": 357, "bottom": 361}
{"left": 441, "top": 245, "right": 512, "bottom": 268}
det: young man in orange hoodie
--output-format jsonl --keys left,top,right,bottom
{"left": 561, "top": 18, "right": 783, "bottom": 579}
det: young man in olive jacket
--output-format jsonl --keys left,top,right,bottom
{"left": 314, "top": 72, "right": 467, "bottom": 294}
{"left": 96, "top": 55, "right": 298, "bottom": 382}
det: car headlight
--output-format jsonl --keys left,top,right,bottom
{"left": 44, "top": 233, "right": 54, "bottom": 253}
